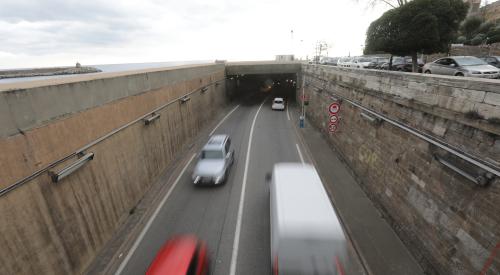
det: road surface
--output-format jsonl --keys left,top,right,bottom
{"left": 116, "top": 92, "right": 365, "bottom": 275}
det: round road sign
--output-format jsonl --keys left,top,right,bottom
{"left": 328, "top": 123, "right": 337, "bottom": 133}
{"left": 329, "top": 102, "right": 340, "bottom": 114}
{"left": 330, "top": 115, "right": 339, "bottom": 123}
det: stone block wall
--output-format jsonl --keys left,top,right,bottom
{"left": 0, "top": 64, "right": 227, "bottom": 274}
{"left": 301, "top": 65, "right": 500, "bottom": 274}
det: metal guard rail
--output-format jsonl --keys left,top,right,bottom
{"left": 305, "top": 74, "right": 500, "bottom": 179}
{"left": 0, "top": 77, "right": 228, "bottom": 197}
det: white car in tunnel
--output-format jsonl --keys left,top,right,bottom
{"left": 192, "top": 135, "right": 234, "bottom": 185}
{"left": 271, "top": 97, "right": 285, "bottom": 111}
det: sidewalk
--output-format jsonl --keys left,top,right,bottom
{"left": 290, "top": 106, "right": 425, "bottom": 275}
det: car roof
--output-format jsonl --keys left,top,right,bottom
{"left": 272, "top": 163, "right": 344, "bottom": 238}
{"left": 146, "top": 235, "right": 198, "bottom": 275}
{"left": 203, "top": 134, "right": 228, "bottom": 150}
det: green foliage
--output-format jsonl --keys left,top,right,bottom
{"left": 456, "top": 36, "right": 466, "bottom": 43}
{"left": 460, "top": 16, "right": 483, "bottom": 40}
{"left": 487, "top": 26, "right": 500, "bottom": 44}
{"left": 458, "top": 16, "right": 499, "bottom": 45}
{"left": 365, "top": 0, "right": 468, "bottom": 57}
{"left": 470, "top": 33, "right": 486, "bottom": 45}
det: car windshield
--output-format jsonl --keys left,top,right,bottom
{"left": 377, "top": 58, "right": 389, "bottom": 63}
{"left": 274, "top": 99, "right": 283, "bottom": 103}
{"left": 201, "top": 150, "right": 224, "bottom": 159}
{"left": 453, "top": 56, "right": 487, "bottom": 66}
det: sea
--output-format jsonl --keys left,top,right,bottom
{"left": 0, "top": 60, "right": 213, "bottom": 84}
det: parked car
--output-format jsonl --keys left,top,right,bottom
{"left": 268, "top": 163, "right": 347, "bottom": 275}
{"left": 379, "top": 56, "right": 423, "bottom": 72}
{"left": 373, "top": 57, "right": 389, "bottom": 69}
{"left": 319, "top": 57, "right": 338, "bottom": 66}
{"left": 481, "top": 56, "right": 500, "bottom": 68}
{"left": 272, "top": 97, "right": 285, "bottom": 110}
{"left": 394, "top": 56, "right": 424, "bottom": 72}
{"left": 423, "top": 56, "right": 500, "bottom": 78}
{"left": 352, "top": 57, "right": 377, "bottom": 69}
{"left": 337, "top": 57, "right": 353, "bottom": 68}
{"left": 192, "top": 135, "right": 234, "bottom": 185}
{"left": 146, "top": 235, "right": 209, "bottom": 275}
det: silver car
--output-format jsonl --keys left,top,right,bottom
{"left": 192, "top": 134, "right": 234, "bottom": 185}
{"left": 423, "top": 56, "right": 500, "bottom": 78}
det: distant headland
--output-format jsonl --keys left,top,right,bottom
{"left": 0, "top": 63, "right": 101, "bottom": 79}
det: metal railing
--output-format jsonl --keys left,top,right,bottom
{"left": 0, "top": 77, "right": 227, "bottom": 197}
{"left": 304, "top": 73, "right": 500, "bottom": 182}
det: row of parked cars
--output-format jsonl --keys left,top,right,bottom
{"left": 317, "top": 55, "right": 500, "bottom": 79}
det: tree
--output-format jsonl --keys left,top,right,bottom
{"left": 460, "top": 16, "right": 484, "bottom": 41}
{"left": 357, "top": 0, "right": 409, "bottom": 9}
{"left": 457, "top": 16, "right": 499, "bottom": 45}
{"left": 365, "top": 0, "right": 468, "bottom": 72}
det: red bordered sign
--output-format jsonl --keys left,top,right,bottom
{"left": 329, "top": 115, "right": 339, "bottom": 123}
{"left": 328, "top": 123, "right": 337, "bottom": 133}
{"left": 329, "top": 102, "right": 340, "bottom": 114}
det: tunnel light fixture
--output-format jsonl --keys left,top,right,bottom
{"left": 180, "top": 96, "right": 190, "bottom": 104}
{"left": 50, "top": 152, "right": 94, "bottom": 183}
{"left": 143, "top": 113, "right": 160, "bottom": 125}
{"left": 360, "top": 112, "right": 382, "bottom": 125}
{"left": 201, "top": 87, "right": 209, "bottom": 93}
{"left": 434, "top": 155, "right": 494, "bottom": 186}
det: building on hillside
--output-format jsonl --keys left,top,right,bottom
{"left": 481, "top": 0, "right": 500, "bottom": 24}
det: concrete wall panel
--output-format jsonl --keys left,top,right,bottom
{"left": 0, "top": 64, "right": 226, "bottom": 274}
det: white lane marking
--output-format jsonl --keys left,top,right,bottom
{"left": 209, "top": 105, "right": 240, "bottom": 136}
{"left": 296, "top": 143, "right": 305, "bottom": 164}
{"left": 115, "top": 153, "right": 197, "bottom": 275}
{"left": 286, "top": 106, "right": 290, "bottom": 121}
{"left": 229, "top": 98, "right": 267, "bottom": 275}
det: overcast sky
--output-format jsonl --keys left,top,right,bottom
{"left": 0, "top": 0, "right": 389, "bottom": 69}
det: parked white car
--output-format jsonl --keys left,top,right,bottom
{"left": 352, "top": 57, "right": 377, "bottom": 69}
{"left": 423, "top": 56, "right": 500, "bottom": 78}
{"left": 271, "top": 97, "right": 285, "bottom": 110}
{"left": 337, "top": 57, "right": 353, "bottom": 68}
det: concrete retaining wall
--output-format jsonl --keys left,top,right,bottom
{"left": 301, "top": 65, "right": 500, "bottom": 274}
{"left": 0, "top": 64, "right": 227, "bottom": 274}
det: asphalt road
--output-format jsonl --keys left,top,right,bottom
{"left": 117, "top": 92, "right": 364, "bottom": 275}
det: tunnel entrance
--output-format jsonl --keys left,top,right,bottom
{"left": 226, "top": 73, "right": 297, "bottom": 104}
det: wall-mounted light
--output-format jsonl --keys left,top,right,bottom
{"left": 180, "top": 96, "right": 190, "bottom": 103}
{"left": 143, "top": 113, "right": 160, "bottom": 125}
{"left": 50, "top": 152, "right": 94, "bottom": 183}
{"left": 201, "top": 87, "right": 209, "bottom": 93}
{"left": 434, "top": 154, "right": 494, "bottom": 186}
{"left": 360, "top": 112, "right": 382, "bottom": 125}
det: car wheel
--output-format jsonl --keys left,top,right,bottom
{"left": 455, "top": 73, "right": 464, "bottom": 77}
{"left": 424, "top": 70, "right": 431, "bottom": 74}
